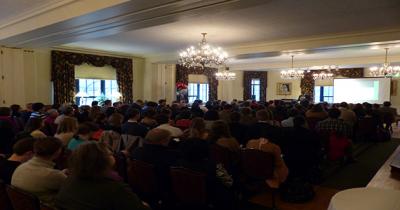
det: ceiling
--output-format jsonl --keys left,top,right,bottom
{"left": 0, "top": 0, "right": 62, "bottom": 26}
{"left": 64, "top": 0, "right": 400, "bottom": 58}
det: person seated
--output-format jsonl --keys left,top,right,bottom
{"left": 280, "top": 116, "right": 321, "bottom": 181}
{"left": 219, "top": 104, "right": 233, "bottom": 123}
{"left": 131, "top": 129, "right": 179, "bottom": 195}
{"left": 30, "top": 102, "right": 46, "bottom": 119}
{"left": 316, "top": 108, "right": 353, "bottom": 139}
{"left": 246, "top": 137, "right": 288, "bottom": 188}
{"left": 175, "top": 110, "right": 192, "bottom": 130}
{"left": 379, "top": 101, "right": 398, "bottom": 130}
{"left": 245, "top": 109, "right": 281, "bottom": 145}
{"left": 24, "top": 117, "right": 47, "bottom": 139}
{"left": 0, "top": 107, "right": 16, "bottom": 154}
{"left": 239, "top": 107, "right": 257, "bottom": 126}
{"left": 281, "top": 108, "right": 298, "bottom": 127}
{"left": 122, "top": 108, "right": 148, "bottom": 138}
{"left": 43, "top": 109, "right": 59, "bottom": 136}
{"left": 185, "top": 117, "right": 209, "bottom": 140}
{"left": 0, "top": 138, "right": 34, "bottom": 184}
{"left": 55, "top": 142, "right": 149, "bottom": 210}
{"left": 140, "top": 109, "right": 158, "bottom": 129}
{"left": 305, "top": 103, "right": 328, "bottom": 120}
{"left": 54, "top": 105, "right": 74, "bottom": 125}
{"left": 228, "top": 112, "right": 248, "bottom": 146}
{"left": 55, "top": 117, "right": 78, "bottom": 146}
{"left": 203, "top": 110, "right": 220, "bottom": 130}
{"left": 11, "top": 137, "right": 67, "bottom": 207}
{"left": 338, "top": 102, "right": 357, "bottom": 126}
{"left": 209, "top": 121, "right": 240, "bottom": 154}
{"left": 155, "top": 114, "right": 183, "bottom": 137}
{"left": 68, "top": 123, "right": 93, "bottom": 151}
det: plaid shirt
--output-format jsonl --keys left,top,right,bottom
{"left": 316, "top": 118, "right": 353, "bottom": 138}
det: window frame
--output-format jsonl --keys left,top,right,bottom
{"left": 75, "top": 79, "right": 118, "bottom": 106}
{"left": 251, "top": 78, "right": 261, "bottom": 101}
{"left": 314, "top": 86, "right": 334, "bottom": 103}
{"left": 188, "top": 82, "right": 209, "bottom": 103}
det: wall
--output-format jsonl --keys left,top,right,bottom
{"left": 266, "top": 70, "right": 301, "bottom": 101}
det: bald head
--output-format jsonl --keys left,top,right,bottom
{"left": 145, "top": 129, "right": 171, "bottom": 146}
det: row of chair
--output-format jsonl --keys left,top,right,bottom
{"left": 0, "top": 179, "right": 54, "bottom": 210}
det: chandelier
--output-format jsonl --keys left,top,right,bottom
{"left": 310, "top": 65, "right": 337, "bottom": 80}
{"left": 280, "top": 55, "right": 304, "bottom": 79}
{"left": 215, "top": 67, "right": 236, "bottom": 80}
{"left": 369, "top": 48, "right": 400, "bottom": 77}
{"left": 178, "top": 33, "right": 228, "bottom": 68}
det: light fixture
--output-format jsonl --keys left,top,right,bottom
{"left": 178, "top": 33, "right": 228, "bottom": 68}
{"left": 280, "top": 55, "right": 304, "bottom": 79}
{"left": 215, "top": 67, "right": 236, "bottom": 80}
{"left": 370, "top": 48, "right": 400, "bottom": 77}
{"left": 310, "top": 65, "right": 337, "bottom": 80}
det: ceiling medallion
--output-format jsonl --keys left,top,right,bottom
{"left": 280, "top": 55, "right": 305, "bottom": 79}
{"left": 178, "top": 33, "right": 228, "bottom": 68}
{"left": 369, "top": 48, "right": 400, "bottom": 77}
{"left": 215, "top": 67, "right": 236, "bottom": 80}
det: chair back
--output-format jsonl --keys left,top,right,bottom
{"left": 170, "top": 167, "right": 207, "bottom": 205}
{"left": 209, "top": 144, "right": 232, "bottom": 168}
{"left": 240, "top": 149, "right": 274, "bottom": 180}
{"left": 0, "top": 180, "right": 13, "bottom": 210}
{"left": 6, "top": 185, "right": 40, "bottom": 210}
{"left": 127, "top": 160, "right": 158, "bottom": 195}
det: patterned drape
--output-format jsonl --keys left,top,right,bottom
{"left": 243, "top": 71, "right": 268, "bottom": 101}
{"left": 175, "top": 64, "right": 219, "bottom": 101}
{"left": 300, "top": 68, "right": 364, "bottom": 99}
{"left": 51, "top": 50, "right": 133, "bottom": 104}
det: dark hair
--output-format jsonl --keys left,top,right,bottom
{"left": 159, "top": 99, "right": 166, "bottom": 104}
{"left": 32, "top": 103, "right": 44, "bottom": 112}
{"left": 143, "top": 109, "right": 156, "bottom": 118}
{"left": 383, "top": 101, "right": 391, "bottom": 107}
{"left": 230, "top": 112, "right": 241, "bottom": 122}
{"left": 77, "top": 123, "right": 92, "bottom": 135}
{"left": 340, "top": 102, "right": 348, "bottom": 108}
{"left": 24, "top": 117, "right": 43, "bottom": 133}
{"left": 125, "top": 108, "right": 140, "bottom": 119}
{"left": 13, "top": 138, "right": 35, "bottom": 155}
{"left": 10, "top": 104, "right": 21, "bottom": 117}
{"left": 34, "top": 137, "right": 62, "bottom": 157}
{"left": 91, "top": 101, "right": 99, "bottom": 106}
{"left": 209, "top": 120, "right": 231, "bottom": 141}
{"left": 69, "top": 142, "right": 113, "bottom": 179}
{"left": 155, "top": 114, "right": 169, "bottom": 125}
{"left": 0, "top": 107, "right": 11, "bottom": 116}
{"left": 189, "top": 117, "right": 206, "bottom": 138}
{"left": 103, "top": 100, "right": 112, "bottom": 106}
{"left": 204, "top": 110, "right": 219, "bottom": 121}
{"left": 328, "top": 108, "right": 341, "bottom": 119}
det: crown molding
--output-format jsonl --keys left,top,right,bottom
{"left": 0, "top": 0, "right": 78, "bottom": 29}
{"left": 52, "top": 46, "right": 144, "bottom": 59}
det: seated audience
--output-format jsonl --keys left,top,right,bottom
{"left": 55, "top": 142, "right": 149, "bottom": 210}
{"left": 0, "top": 138, "right": 34, "bottom": 184}
{"left": 305, "top": 103, "right": 328, "bottom": 120}
{"left": 203, "top": 109, "right": 220, "bottom": 129}
{"left": 175, "top": 109, "right": 192, "bottom": 130}
{"left": 245, "top": 109, "right": 280, "bottom": 145}
{"left": 10, "top": 104, "right": 25, "bottom": 133}
{"left": 316, "top": 108, "right": 353, "bottom": 138}
{"left": 338, "top": 102, "right": 357, "bottom": 126}
{"left": 186, "top": 117, "right": 209, "bottom": 140}
{"left": 155, "top": 114, "right": 183, "bottom": 137}
{"left": 122, "top": 108, "right": 148, "bottom": 138}
{"left": 246, "top": 137, "right": 288, "bottom": 188}
{"left": 0, "top": 107, "right": 16, "bottom": 154}
{"left": 30, "top": 102, "right": 46, "bottom": 119}
{"left": 55, "top": 116, "right": 78, "bottom": 146}
{"left": 68, "top": 123, "right": 92, "bottom": 151}
{"left": 25, "top": 117, "right": 47, "bottom": 138}
{"left": 140, "top": 109, "right": 158, "bottom": 129}
{"left": 11, "top": 137, "right": 67, "bottom": 207}
{"left": 239, "top": 107, "right": 257, "bottom": 126}
{"left": 281, "top": 108, "right": 298, "bottom": 127}
{"left": 228, "top": 112, "right": 247, "bottom": 145}
{"left": 43, "top": 108, "right": 59, "bottom": 136}
{"left": 54, "top": 105, "right": 74, "bottom": 125}
{"left": 379, "top": 101, "right": 398, "bottom": 130}
{"left": 219, "top": 104, "right": 233, "bottom": 123}
{"left": 209, "top": 120, "right": 240, "bottom": 153}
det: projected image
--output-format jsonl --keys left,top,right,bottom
{"left": 333, "top": 78, "right": 391, "bottom": 104}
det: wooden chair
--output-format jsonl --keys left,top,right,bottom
{"left": 127, "top": 160, "right": 158, "bottom": 200}
{"left": 5, "top": 184, "right": 56, "bottom": 210}
{"left": 240, "top": 149, "right": 277, "bottom": 210}
{"left": 170, "top": 167, "right": 207, "bottom": 206}
{"left": 0, "top": 180, "right": 13, "bottom": 210}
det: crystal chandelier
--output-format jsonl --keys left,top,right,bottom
{"left": 178, "top": 33, "right": 228, "bottom": 68}
{"left": 280, "top": 55, "right": 304, "bottom": 79}
{"left": 310, "top": 65, "right": 337, "bottom": 80}
{"left": 369, "top": 48, "right": 400, "bottom": 77}
{"left": 215, "top": 67, "right": 236, "bottom": 80}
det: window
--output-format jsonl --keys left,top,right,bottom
{"left": 188, "top": 83, "right": 209, "bottom": 103}
{"left": 251, "top": 79, "right": 261, "bottom": 101}
{"left": 314, "top": 86, "right": 334, "bottom": 103}
{"left": 75, "top": 79, "right": 119, "bottom": 106}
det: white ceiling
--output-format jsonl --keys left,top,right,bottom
{"left": 0, "top": 0, "right": 62, "bottom": 26}
{"left": 64, "top": 0, "right": 400, "bottom": 57}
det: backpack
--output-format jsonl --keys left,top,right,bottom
{"left": 280, "top": 178, "right": 315, "bottom": 203}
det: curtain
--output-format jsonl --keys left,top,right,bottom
{"left": 300, "top": 68, "right": 364, "bottom": 99}
{"left": 51, "top": 50, "right": 133, "bottom": 105}
{"left": 243, "top": 71, "right": 268, "bottom": 101}
{"left": 176, "top": 64, "right": 218, "bottom": 101}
